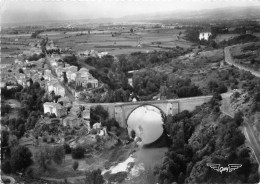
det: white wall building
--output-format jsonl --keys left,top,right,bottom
{"left": 199, "top": 32, "right": 212, "bottom": 41}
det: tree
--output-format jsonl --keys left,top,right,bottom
{"left": 85, "top": 169, "right": 104, "bottom": 184}
{"left": 53, "top": 145, "right": 65, "bottom": 165}
{"left": 1, "top": 160, "right": 12, "bottom": 174}
{"left": 10, "top": 146, "right": 33, "bottom": 173}
{"left": 72, "top": 161, "right": 79, "bottom": 171}
{"left": 90, "top": 105, "right": 109, "bottom": 126}
{"left": 64, "top": 143, "right": 71, "bottom": 154}
{"left": 63, "top": 72, "right": 68, "bottom": 84}
{"left": 234, "top": 111, "right": 244, "bottom": 126}
{"left": 1, "top": 104, "right": 11, "bottom": 115}
{"left": 71, "top": 146, "right": 85, "bottom": 159}
{"left": 34, "top": 145, "right": 54, "bottom": 172}
{"left": 130, "top": 129, "right": 136, "bottom": 139}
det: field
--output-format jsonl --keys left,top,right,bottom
{"left": 40, "top": 28, "right": 193, "bottom": 55}
{"left": 1, "top": 35, "right": 35, "bottom": 64}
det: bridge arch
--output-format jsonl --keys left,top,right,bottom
{"left": 126, "top": 104, "right": 166, "bottom": 145}
{"left": 125, "top": 103, "right": 166, "bottom": 126}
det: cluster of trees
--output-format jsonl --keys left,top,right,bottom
{"left": 34, "top": 144, "right": 65, "bottom": 172}
{"left": 15, "top": 82, "right": 45, "bottom": 119}
{"left": 167, "top": 77, "right": 203, "bottom": 98}
{"left": 132, "top": 71, "right": 204, "bottom": 100}
{"left": 133, "top": 70, "right": 167, "bottom": 100}
{"left": 219, "top": 34, "right": 259, "bottom": 47}
{"left": 1, "top": 144, "right": 33, "bottom": 175}
{"left": 208, "top": 80, "right": 228, "bottom": 94}
{"left": 31, "top": 30, "right": 44, "bottom": 38}
{"left": 2, "top": 118, "right": 26, "bottom": 139}
{"left": 1, "top": 85, "right": 23, "bottom": 99}
{"left": 63, "top": 55, "right": 80, "bottom": 68}
{"left": 117, "top": 49, "right": 188, "bottom": 72}
{"left": 71, "top": 146, "right": 85, "bottom": 159}
{"left": 83, "top": 55, "right": 114, "bottom": 69}
{"left": 155, "top": 95, "right": 259, "bottom": 184}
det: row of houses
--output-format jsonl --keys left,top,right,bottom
{"left": 48, "top": 56, "right": 98, "bottom": 89}
{"left": 78, "top": 50, "right": 109, "bottom": 58}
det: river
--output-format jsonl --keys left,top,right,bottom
{"left": 103, "top": 105, "right": 168, "bottom": 182}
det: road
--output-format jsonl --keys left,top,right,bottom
{"left": 220, "top": 92, "right": 260, "bottom": 173}
{"left": 45, "top": 55, "right": 75, "bottom": 101}
{"left": 224, "top": 44, "right": 260, "bottom": 78}
{"left": 243, "top": 117, "right": 260, "bottom": 166}
{"left": 224, "top": 44, "right": 260, "bottom": 174}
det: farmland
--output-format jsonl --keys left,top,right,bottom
{"left": 40, "top": 28, "right": 192, "bottom": 55}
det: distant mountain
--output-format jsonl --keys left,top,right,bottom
{"left": 3, "top": 6, "right": 260, "bottom": 27}
{"left": 119, "top": 6, "right": 260, "bottom": 22}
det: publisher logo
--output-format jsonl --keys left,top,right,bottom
{"left": 207, "top": 163, "right": 242, "bottom": 174}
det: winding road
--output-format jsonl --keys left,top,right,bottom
{"left": 223, "top": 44, "right": 260, "bottom": 174}
{"left": 224, "top": 43, "right": 260, "bottom": 78}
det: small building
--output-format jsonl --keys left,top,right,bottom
{"left": 43, "top": 102, "right": 67, "bottom": 118}
{"left": 63, "top": 116, "right": 80, "bottom": 128}
{"left": 0, "top": 82, "right": 6, "bottom": 88}
{"left": 199, "top": 32, "right": 212, "bottom": 41}
{"left": 93, "top": 122, "right": 101, "bottom": 130}
{"left": 57, "top": 96, "right": 71, "bottom": 107}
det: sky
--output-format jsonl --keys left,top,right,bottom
{"left": 1, "top": 0, "right": 260, "bottom": 23}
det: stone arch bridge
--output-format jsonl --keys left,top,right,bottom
{"left": 74, "top": 95, "right": 214, "bottom": 128}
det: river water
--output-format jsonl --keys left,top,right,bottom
{"left": 127, "top": 105, "right": 164, "bottom": 145}
{"left": 103, "top": 105, "right": 168, "bottom": 181}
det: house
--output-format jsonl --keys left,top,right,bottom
{"left": 43, "top": 102, "right": 67, "bottom": 117}
{"left": 7, "top": 86, "right": 18, "bottom": 90}
{"left": 93, "top": 122, "right": 101, "bottom": 130}
{"left": 66, "top": 70, "right": 77, "bottom": 82}
{"left": 57, "top": 96, "right": 71, "bottom": 107}
{"left": 97, "top": 52, "right": 109, "bottom": 58}
{"left": 66, "top": 66, "right": 78, "bottom": 73}
{"left": 75, "top": 72, "right": 98, "bottom": 88}
{"left": 15, "top": 73, "right": 26, "bottom": 85}
{"left": 82, "top": 109, "right": 90, "bottom": 120}
{"left": 53, "top": 83, "right": 66, "bottom": 97}
{"left": 199, "top": 32, "right": 212, "bottom": 41}
{"left": 63, "top": 116, "right": 80, "bottom": 128}
{"left": 0, "top": 82, "right": 6, "bottom": 88}
{"left": 14, "top": 59, "right": 23, "bottom": 65}
{"left": 55, "top": 67, "right": 65, "bottom": 78}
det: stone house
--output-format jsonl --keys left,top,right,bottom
{"left": 43, "top": 102, "right": 67, "bottom": 117}
{"left": 63, "top": 116, "right": 80, "bottom": 128}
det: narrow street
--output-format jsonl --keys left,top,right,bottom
{"left": 45, "top": 55, "right": 75, "bottom": 101}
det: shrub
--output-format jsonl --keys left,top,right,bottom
{"left": 71, "top": 146, "right": 85, "bottom": 159}
{"left": 73, "top": 161, "right": 79, "bottom": 171}
{"left": 64, "top": 143, "right": 71, "bottom": 154}
{"left": 25, "top": 167, "right": 34, "bottom": 178}
{"left": 10, "top": 146, "right": 33, "bottom": 172}
{"left": 50, "top": 137, "right": 55, "bottom": 143}
{"left": 1, "top": 160, "right": 11, "bottom": 174}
